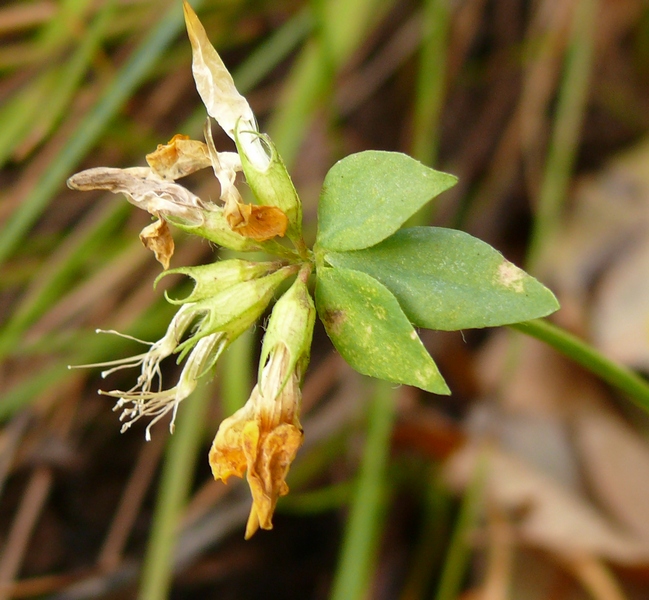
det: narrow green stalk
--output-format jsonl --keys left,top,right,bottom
{"left": 220, "top": 329, "right": 254, "bottom": 416}
{"left": 405, "top": 0, "right": 450, "bottom": 229}
{"left": 279, "top": 481, "right": 352, "bottom": 513}
{"left": 269, "top": 0, "right": 386, "bottom": 165}
{"left": 138, "top": 380, "right": 212, "bottom": 600}
{"left": 510, "top": 319, "right": 649, "bottom": 414}
{"left": 410, "top": 0, "right": 450, "bottom": 168}
{"left": 330, "top": 379, "right": 396, "bottom": 600}
{"left": 400, "top": 469, "right": 451, "bottom": 600}
{"left": 268, "top": 41, "right": 330, "bottom": 166}
{"left": 23, "top": 0, "right": 118, "bottom": 157}
{"left": 234, "top": 8, "right": 313, "bottom": 94}
{"left": 0, "top": 0, "right": 205, "bottom": 268}
{"left": 316, "top": 0, "right": 382, "bottom": 69}
{"left": 434, "top": 458, "right": 483, "bottom": 600}
{"left": 0, "top": 71, "right": 56, "bottom": 168}
{"left": 36, "top": 0, "right": 94, "bottom": 53}
{"left": 527, "top": 0, "right": 599, "bottom": 269}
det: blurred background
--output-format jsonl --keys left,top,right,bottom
{"left": 2, "top": 0, "right": 649, "bottom": 598}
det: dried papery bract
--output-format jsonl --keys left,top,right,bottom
{"left": 67, "top": 167, "right": 206, "bottom": 224}
{"left": 210, "top": 351, "right": 304, "bottom": 538}
{"left": 234, "top": 127, "right": 304, "bottom": 248}
{"left": 202, "top": 120, "right": 289, "bottom": 241}
{"left": 182, "top": 0, "right": 268, "bottom": 170}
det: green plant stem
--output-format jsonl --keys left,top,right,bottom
{"left": 434, "top": 458, "right": 483, "bottom": 600}
{"left": 405, "top": 0, "right": 450, "bottom": 229}
{"left": 399, "top": 469, "right": 451, "bottom": 600}
{"left": 527, "top": 0, "right": 599, "bottom": 269}
{"left": 510, "top": 319, "right": 649, "bottom": 414}
{"left": 410, "top": 0, "right": 450, "bottom": 168}
{"left": 269, "top": 0, "right": 386, "bottom": 166}
{"left": 268, "top": 40, "right": 329, "bottom": 166}
{"left": 234, "top": 8, "right": 313, "bottom": 94}
{"left": 330, "top": 379, "right": 396, "bottom": 600}
{"left": 137, "top": 380, "right": 212, "bottom": 600}
{"left": 278, "top": 481, "right": 352, "bottom": 513}
{"left": 220, "top": 328, "right": 254, "bottom": 416}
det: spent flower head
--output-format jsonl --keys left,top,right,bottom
{"left": 67, "top": 1, "right": 315, "bottom": 538}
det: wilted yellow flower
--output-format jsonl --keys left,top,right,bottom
{"left": 210, "top": 271, "right": 315, "bottom": 538}
{"left": 210, "top": 343, "right": 304, "bottom": 539}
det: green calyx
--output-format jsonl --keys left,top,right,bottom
{"left": 175, "top": 265, "right": 299, "bottom": 360}
{"left": 156, "top": 259, "right": 286, "bottom": 305}
{"left": 235, "top": 124, "right": 304, "bottom": 246}
{"left": 259, "top": 268, "right": 316, "bottom": 387}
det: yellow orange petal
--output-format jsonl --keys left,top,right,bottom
{"left": 146, "top": 134, "right": 211, "bottom": 180}
{"left": 139, "top": 218, "right": 174, "bottom": 269}
{"left": 225, "top": 204, "right": 288, "bottom": 241}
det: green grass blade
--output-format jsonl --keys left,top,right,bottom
{"left": 434, "top": 458, "right": 484, "bottom": 600}
{"left": 316, "top": 0, "right": 384, "bottom": 68}
{"left": 0, "top": 0, "right": 205, "bottom": 269}
{"left": 19, "top": 0, "right": 118, "bottom": 158}
{"left": 527, "top": 0, "right": 600, "bottom": 268}
{"left": 0, "top": 298, "right": 175, "bottom": 421}
{"left": 400, "top": 470, "right": 451, "bottom": 600}
{"left": 330, "top": 379, "right": 396, "bottom": 600}
{"left": 138, "top": 379, "right": 213, "bottom": 600}
{"left": 0, "top": 202, "right": 129, "bottom": 359}
{"left": 220, "top": 328, "right": 254, "bottom": 416}
{"left": 0, "top": 71, "right": 53, "bottom": 166}
{"left": 234, "top": 7, "right": 313, "bottom": 93}
{"left": 269, "top": 0, "right": 388, "bottom": 165}
{"left": 410, "top": 0, "right": 450, "bottom": 168}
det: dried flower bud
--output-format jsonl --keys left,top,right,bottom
{"left": 140, "top": 218, "right": 174, "bottom": 269}
{"left": 209, "top": 268, "right": 315, "bottom": 538}
{"left": 183, "top": 0, "right": 268, "bottom": 170}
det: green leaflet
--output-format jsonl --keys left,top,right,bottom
{"left": 324, "top": 227, "right": 559, "bottom": 331}
{"left": 316, "top": 151, "right": 457, "bottom": 251}
{"left": 315, "top": 266, "right": 450, "bottom": 394}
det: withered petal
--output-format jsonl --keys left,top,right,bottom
{"left": 146, "top": 134, "right": 211, "bottom": 180}
{"left": 226, "top": 204, "right": 288, "bottom": 241}
{"left": 139, "top": 218, "right": 174, "bottom": 270}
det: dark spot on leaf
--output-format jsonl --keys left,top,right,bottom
{"left": 322, "top": 309, "right": 346, "bottom": 335}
